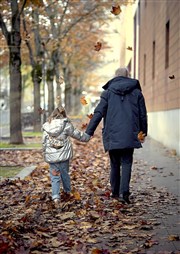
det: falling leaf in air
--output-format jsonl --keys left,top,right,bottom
{"left": 38, "top": 107, "right": 45, "bottom": 114}
{"left": 81, "top": 123, "right": 88, "bottom": 129}
{"left": 87, "top": 113, "right": 93, "bottom": 119}
{"left": 169, "top": 75, "right": 175, "bottom": 79}
{"left": 80, "top": 96, "right": 88, "bottom": 105}
{"left": 138, "top": 131, "right": 146, "bottom": 143}
{"left": 25, "top": 33, "right": 31, "bottom": 42}
{"left": 94, "top": 42, "right": 102, "bottom": 51}
{"left": 127, "top": 46, "right": 133, "bottom": 51}
{"left": 110, "top": 5, "right": 122, "bottom": 16}
{"left": 59, "top": 76, "right": 64, "bottom": 84}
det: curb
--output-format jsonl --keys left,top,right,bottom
{"left": 0, "top": 148, "right": 41, "bottom": 151}
{"left": 12, "top": 165, "right": 36, "bottom": 180}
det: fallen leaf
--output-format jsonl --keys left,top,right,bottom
{"left": 143, "top": 239, "right": 159, "bottom": 248}
{"left": 89, "top": 211, "right": 100, "bottom": 220}
{"left": 72, "top": 191, "right": 81, "bottom": 200}
{"left": 60, "top": 212, "right": 76, "bottom": 220}
{"left": 168, "top": 235, "right": 179, "bottom": 241}
{"left": 150, "top": 166, "right": 158, "bottom": 170}
{"left": 51, "top": 237, "right": 61, "bottom": 247}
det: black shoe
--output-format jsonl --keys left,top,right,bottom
{"left": 110, "top": 193, "right": 119, "bottom": 199}
{"left": 119, "top": 194, "right": 131, "bottom": 204}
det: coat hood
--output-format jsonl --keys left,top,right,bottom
{"left": 42, "top": 118, "right": 68, "bottom": 137}
{"left": 102, "top": 76, "right": 142, "bottom": 95}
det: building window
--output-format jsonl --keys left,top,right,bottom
{"left": 143, "top": 54, "right": 146, "bottom": 86}
{"left": 165, "top": 20, "right": 170, "bottom": 68}
{"left": 152, "top": 41, "right": 155, "bottom": 79}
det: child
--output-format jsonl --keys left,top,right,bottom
{"left": 42, "top": 106, "right": 90, "bottom": 205}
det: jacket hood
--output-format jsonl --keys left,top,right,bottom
{"left": 102, "top": 76, "right": 141, "bottom": 95}
{"left": 43, "top": 118, "right": 68, "bottom": 136}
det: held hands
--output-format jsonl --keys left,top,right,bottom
{"left": 79, "top": 132, "right": 91, "bottom": 142}
{"left": 138, "top": 131, "right": 146, "bottom": 143}
{"left": 84, "top": 133, "right": 91, "bottom": 142}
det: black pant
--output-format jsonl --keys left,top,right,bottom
{"left": 109, "top": 148, "right": 134, "bottom": 196}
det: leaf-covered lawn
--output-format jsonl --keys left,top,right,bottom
{"left": 0, "top": 127, "right": 179, "bottom": 254}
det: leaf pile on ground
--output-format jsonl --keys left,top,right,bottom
{"left": 0, "top": 127, "right": 179, "bottom": 254}
{"left": 0, "top": 149, "right": 42, "bottom": 167}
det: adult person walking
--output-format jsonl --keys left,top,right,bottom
{"left": 85, "top": 67, "right": 148, "bottom": 204}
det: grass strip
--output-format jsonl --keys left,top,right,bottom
{"left": 0, "top": 143, "right": 41, "bottom": 149}
{"left": 0, "top": 166, "right": 23, "bottom": 178}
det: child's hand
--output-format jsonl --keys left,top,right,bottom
{"left": 83, "top": 133, "right": 91, "bottom": 142}
{"left": 138, "top": 131, "right": 146, "bottom": 143}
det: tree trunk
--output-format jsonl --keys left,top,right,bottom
{"left": 31, "top": 63, "right": 42, "bottom": 132}
{"left": 72, "top": 86, "right": 82, "bottom": 115}
{"left": 9, "top": 37, "right": 23, "bottom": 144}
{"left": 65, "top": 82, "right": 72, "bottom": 113}
{"left": 47, "top": 80, "right": 54, "bottom": 115}
{"left": 54, "top": 63, "right": 62, "bottom": 107}
{"left": 46, "top": 68, "right": 54, "bottom": 115}
{"left": 63, "top": 68, "right": 72, "bottom": 113}
{"left": 0, "top": 0, "right": 25, "bottom": 143}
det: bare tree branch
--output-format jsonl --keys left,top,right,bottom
{"left": 0, "top": 13, "right": 9, "bottom": 40}
{"left": 22, "top": 12, "right": 35, "bottom": 67}
{"left": 18, "top": 0, "right": 28, "bottom": 17}
{"left": 60, "top": 4, "right": 99, "bottom": 41}
{"left": 58, "top": 0, "right": 69, "bottom": 37}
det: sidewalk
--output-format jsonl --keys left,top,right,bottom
{"left": 134, "top": 137, "right": 179, "bottom": 200}
{"left": 133, "top": 136, "right": 180, "bottom": 252}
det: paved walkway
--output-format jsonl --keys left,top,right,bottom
{"left": 134, "top": 136, "right": 180, "bottom": 252}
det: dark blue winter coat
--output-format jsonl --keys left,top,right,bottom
{"left": 85, "top": 76, "right": 148, "bottom": 152}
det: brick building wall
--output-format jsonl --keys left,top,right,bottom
{"left": 136, "top": 0, "right": 180, "bottom": 155}
{"left": 138, "top": 0, "right": 179, "bottom": 112}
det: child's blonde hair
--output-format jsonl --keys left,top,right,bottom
{"left": 48, "top": 106, "right": 67, "bottom": 123}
